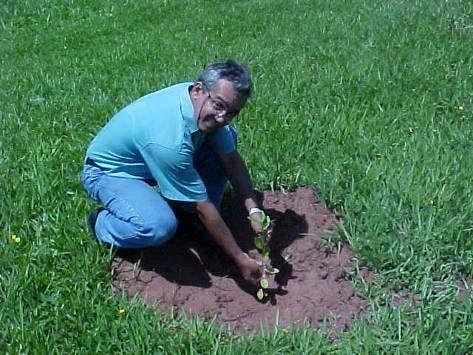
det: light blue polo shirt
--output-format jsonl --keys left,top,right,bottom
{"left": 86, "top": 82, "right": 236, "bottom": 202}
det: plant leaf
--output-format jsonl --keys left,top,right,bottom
{"left": 256, "top": 288, "right": 264, "bottom": 300}
{"left": 254, "top": 238, "right": 264, "bottom": 251}
{"left": 265, "top": 267, "right": 279, "bottom": 274}
{"left": 260, "top": 278, "right": 269, "bottom": 289}
{"left": 262, "top": 215, "right": 271, "bottom": 230}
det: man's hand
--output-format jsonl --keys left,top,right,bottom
{"left": 196, "top": 200, "right": 263, "bottom": 286}
{"left": 249, "top": 211, "right": 264, "bottom": 234}
{"left": 235, "top": 252, "right": 263, "bottom": 286}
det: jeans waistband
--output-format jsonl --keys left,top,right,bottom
{"left": 85, "top": 158, "right": 157, "bottom": 186}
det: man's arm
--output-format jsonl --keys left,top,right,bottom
{"left": 218, "top": 150, "right": 257, "bottom": 209}
{"left": 195, "top": 199, "right": 261, "bottom": 285}
{"left": 218, "top": 150, "right": 264, "bottom": 226}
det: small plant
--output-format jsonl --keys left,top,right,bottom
{"left": 249, "top": 211, "right": 279, "bottom": 301}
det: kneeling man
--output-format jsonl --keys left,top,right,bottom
{"left": 80, "top": 60, "right": 264, "bottom": 285}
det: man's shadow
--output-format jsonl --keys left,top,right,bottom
{"left": 115, "top": 190, "right": 308, "bottom": 300}
{"left": 115, "top": 233, "right": 215, "bottom": 287}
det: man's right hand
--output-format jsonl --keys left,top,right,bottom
{"left": 195, "top": 200, "right": 263, "bottom": 285}
{"left": 235, "top": 252, "right": 263, "bottom": 286}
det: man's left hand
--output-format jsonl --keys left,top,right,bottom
{"left": 249, "top": 211, "right": 264, "bottom": 234}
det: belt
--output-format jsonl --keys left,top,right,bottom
{"left": 85, "top": 157, "right": 102, "bottom": 168}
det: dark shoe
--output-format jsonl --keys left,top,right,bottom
{"left": 87, "top": 207, "right": 104, "bottom": 240}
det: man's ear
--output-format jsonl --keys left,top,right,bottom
{"left": 191, "top": 81, "right": 205, "bottom": 97}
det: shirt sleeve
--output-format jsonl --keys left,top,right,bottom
{"left": 140, "top": 143, "right": 208, "bottom": 202}
{"left": 206, "top": 126, "right": 237, "bottom": 154}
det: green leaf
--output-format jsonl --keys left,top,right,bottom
{"left": 262, "top": 215, "right": 271, "bottom": 230}
{"left": 256, "top": 288, "right": 264, "bottom": 300}
{"left": 254, "top": 237, "right": 264, "bottom": 251}
{"left": 260, "top": 278, "right": 269, "bottom": 289}
{"left": 265, "top": 267, "right": 279, "bottom": 274}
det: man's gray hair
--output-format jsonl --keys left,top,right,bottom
{"left": 198, "top": 60, "right": 252, "bottom": 101}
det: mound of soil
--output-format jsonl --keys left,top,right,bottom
{"left": 112, "top": 187, "right": 369, "bottom": 334}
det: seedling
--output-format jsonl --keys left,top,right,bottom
{"left": 249, "top": 211, "right": 279, "bottom": 301}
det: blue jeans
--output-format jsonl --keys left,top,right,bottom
{"left": 80, "top": 130, "right": 235, "bottom": 248}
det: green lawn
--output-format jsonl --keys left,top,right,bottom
{"left": 1, "top": 0, "right": 472, "bottom": 353}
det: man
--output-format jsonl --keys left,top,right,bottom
{"left": 80, "top": 60, "right": 264, "bottom": 285}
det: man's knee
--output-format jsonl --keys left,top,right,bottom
{"left": 135, "top": 213, "right": 178, "bottom": 247}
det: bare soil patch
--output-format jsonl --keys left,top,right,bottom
{"left": 112, "top": 187, "right": 369, "bottom": 334}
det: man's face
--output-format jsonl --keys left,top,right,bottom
{"left": 193, "top": 79, "right": 246, "bottom": 132}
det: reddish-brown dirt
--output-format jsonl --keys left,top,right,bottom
{"left": 112, "top": 187, "right": 369, "bottom": 334}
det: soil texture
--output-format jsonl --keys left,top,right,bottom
{"left": 112, "top": 187, "right": 369, "bottom": 334}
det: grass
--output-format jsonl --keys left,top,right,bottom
{"left": 1, "top": 0, "right": 472, "bottom": 353}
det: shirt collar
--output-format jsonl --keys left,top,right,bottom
{"left": 180, "top": 83, "right": 199, "bottom": 134}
